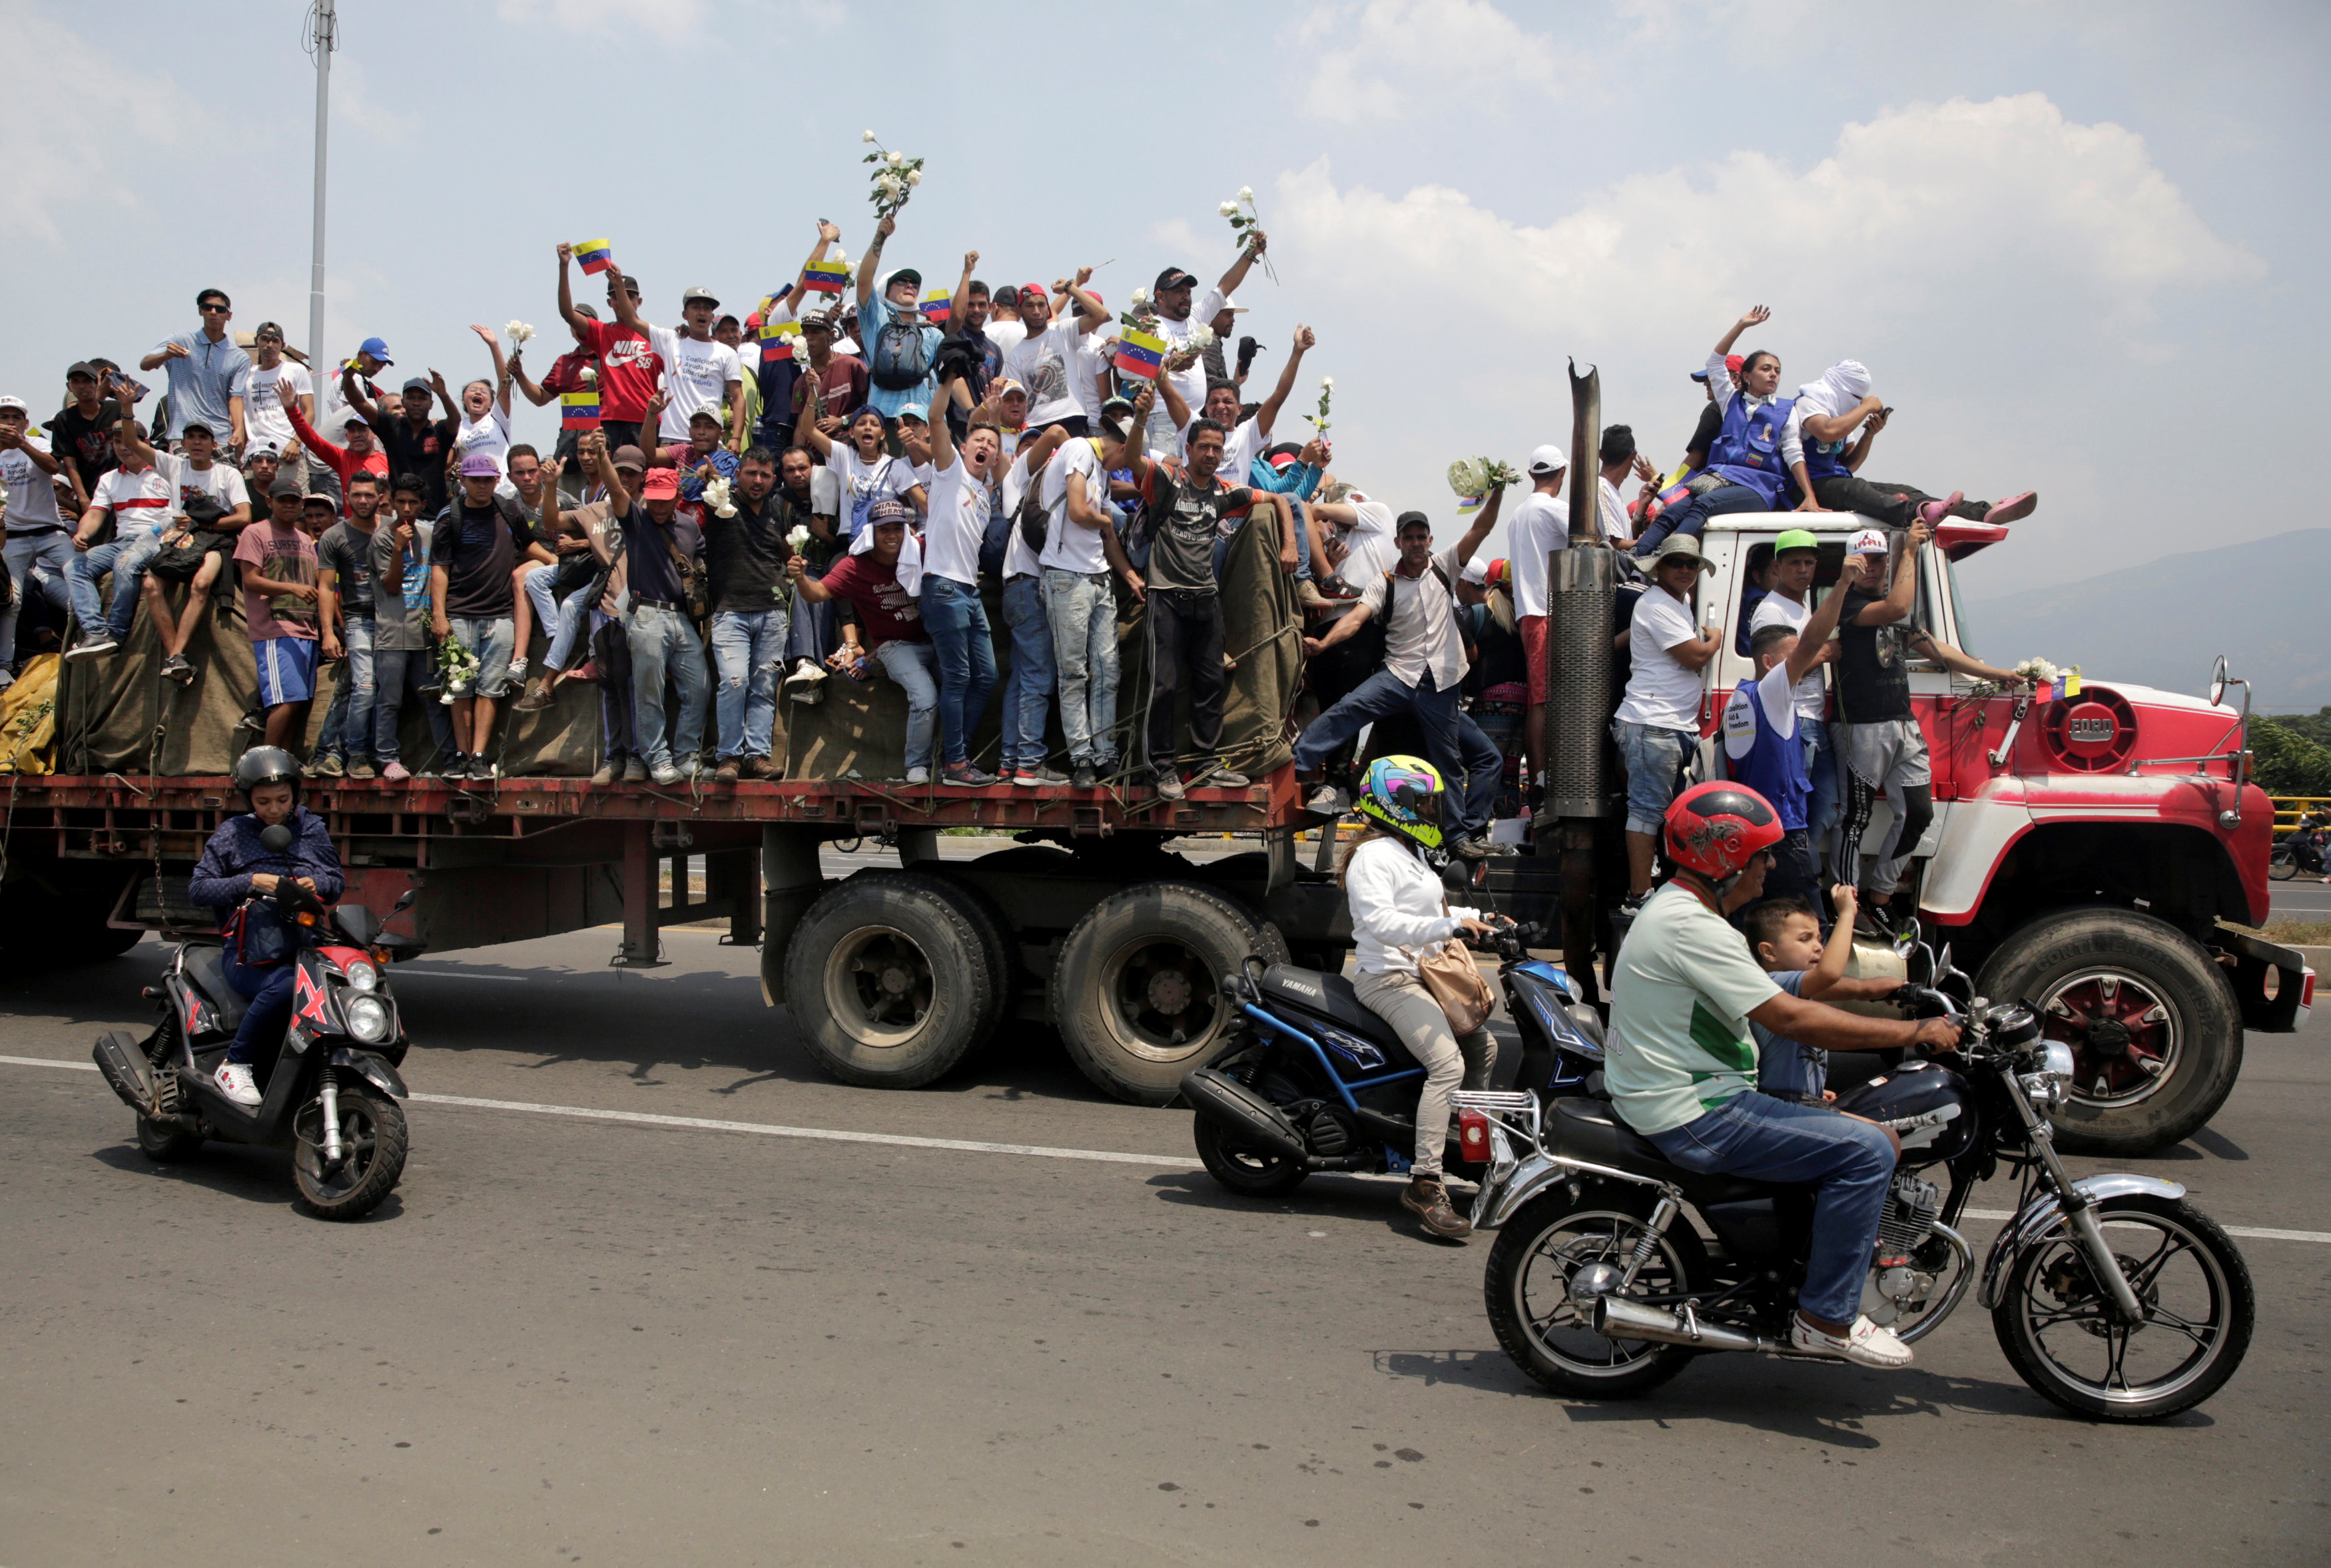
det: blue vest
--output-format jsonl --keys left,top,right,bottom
{"left": 1722, "top": 675, "right": 1809, "bottom": 832}
{"left": 1708, "top": 394, "right": 1796, "bottom": 506}
{"left": 1802, "top": 427, "right": 1853, "bottom": 483}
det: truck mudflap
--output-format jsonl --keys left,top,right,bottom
{"left": 2214, "top": 923, "right": 2314, "bottom": 1032}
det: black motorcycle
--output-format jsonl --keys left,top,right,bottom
{"left": 1461, "top": 937, "right": 2254, "bottom": 1421}
{"left": 93, "top": 831, "right": 423, "bottom": 1220}
{"left": 2268, "top": 826, "right": 2325, "bottom": 881}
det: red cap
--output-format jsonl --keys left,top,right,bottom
{"left": 1022, "top": 283, "right": 1051, "bottom": 304}
{"left": 640, "top": 468, "right": 680, "bottom": 499}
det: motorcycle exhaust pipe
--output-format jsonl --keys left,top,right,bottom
{"left": 1180, "top": 1068, "right": 1309, "bottom": 1164}
{"left": 1590, "top": 1294, "right": 1776, "bottom": 1354}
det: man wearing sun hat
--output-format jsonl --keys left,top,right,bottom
{"left": 1612, "top": 533, "right": 1723, "bottom": 912}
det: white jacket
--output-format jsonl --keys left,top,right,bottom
{"left": 1347, "top": 835, "right": 1479, "bottom": 977}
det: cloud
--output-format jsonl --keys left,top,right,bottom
{"left": 1291, "top": 0, "right": 1580, "bottom": 121}
{"left": 496, "top": 0, "right": 706, "bottom": 33}
{"left": 333, "top": 66, "right": 421, "bottom": 148}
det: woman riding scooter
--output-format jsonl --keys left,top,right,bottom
{"left": 1344, "top": 755, "right": 1504, "bottom": 1240}
{"left": 186, "top": 747, "right": 344, "bottom": 1106}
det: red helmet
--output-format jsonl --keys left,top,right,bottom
{"left": 1662, "top": 781, "right": 1784, "bottom": 882}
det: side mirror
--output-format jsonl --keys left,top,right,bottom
{"left": 391, "top": 888, "right": 418, "bottom": 915}
{"left": 1443, "top": 858, "right": 1481, "bottom": 894}
{"left": 259, "top": 824, "right": 294, "bottom": 853}
{"left": 2209, "top": 654, "right": 2228, "bottom": 707}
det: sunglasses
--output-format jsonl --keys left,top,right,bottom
{"left": 199, "top": 302, "right": 230, "bottom": 313}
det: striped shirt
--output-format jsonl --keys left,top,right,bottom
{"left": 89, "top": 461, "right": 176, "bottom": 537}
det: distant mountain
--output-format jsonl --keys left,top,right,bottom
{"left": 1959, "top": 528, "right": 2331, "bottom": 711}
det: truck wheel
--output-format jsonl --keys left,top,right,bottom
{"left": 783, "top": 872, "right": 997, "bottom": 1089}
{"left": 1975, "top": 908, "right": 2242, "bottom": 1155}
{"left": 1050, "top": 882, "right": 1269, "bottom": 1105}
{"left": 922, "top": 874, "right": 1016, "bottom": 1047}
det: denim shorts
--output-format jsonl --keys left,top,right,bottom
{"left": 1611, "top": 718, "right": 1696, "bottom": 835}
{"left": 446, "top": 615, "right": 516, "bottom": 700}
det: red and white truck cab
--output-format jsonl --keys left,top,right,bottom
{"left": 1696, "top": 514, "right": 2312, "bottom": 1154}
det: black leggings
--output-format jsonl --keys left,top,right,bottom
{"left": 1837, "top": 776, "right": 1933, "bottom": 897}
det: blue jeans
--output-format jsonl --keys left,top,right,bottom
{"left": 1293, "top": 668, "right": 1500, "bottom": 837}
{"left": 1631, "top": 482, "right": 1772, "bottom": 557}
{"left": 709, "top": 607, "right": 787, "bottom": 760}
{"left": 221, "top": 946, "right": 296, "bottom": 1068}
{"left": 1, "top": 531, "right": 72, "bottom": 666}
{"left": 1806, "top": 718, "right": 1843, "bottom": 872}
{"left": 627, "top": 604, "right": 709, "bottom": 771}
{"left": 67, "top": 531, "right": 165, "bottom": 639}
{"left": 371, "top": 645, "right": 457, "bottom": 764}
{"left": 919, "top": 575, "right": 996, "bottom": 769}
{"left": 1612, "top": 718, "right": 1696, "bottom": 835}
{"left": 998, "top": 575, "right": 1056, "bottom": 773}
{"left": 787, "top": 562, "right": 836, "bottom": 664}
{"left": 873, "top": 639, "right": 941, "bottom": 774}
{"left": 1645, "top": 1091, "right": 1896, "bottom": 1326}
{"left": 1041, "top": 567, "right": 1118, "bottom": 768}
{"left": 315, "top": 618, "right": 378, "bottom": 762}
{"left": 525, "top": 567, "right": 597, "bottom": 672}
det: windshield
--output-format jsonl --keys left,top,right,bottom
{"left": 1942, "top": 551, "right": 1973, "bottom": 654}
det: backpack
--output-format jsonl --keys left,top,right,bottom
{"left": 1016, "top": 439, "right": 1102, "bottom": 557}
{"left": 868, "top": 314, "right": 934, "bottom": 392}
{"left": 979, "top": 487, "right": 1016, "bottom": 581}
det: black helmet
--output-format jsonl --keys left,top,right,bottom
{"left": 230, "top": 745, "right": 302, "bottom": 800}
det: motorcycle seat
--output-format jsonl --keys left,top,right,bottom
{"left": 180, "top": 943, "right": 250, "bottom": 1033}
{"left": 1257, "top": 964, "right": 1411, "bottom": 1055}
{"left": 1550, "top": 1097, "right": 1774, "bottom": 1206}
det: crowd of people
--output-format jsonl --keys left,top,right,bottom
{"left": 0, "top": 224, "right": 2042, "bottom": 872}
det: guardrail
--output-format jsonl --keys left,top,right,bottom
{"left": 2270, "top": 797, "right": 2331, "bottom": 836}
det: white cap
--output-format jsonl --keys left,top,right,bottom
{"left": 1528, "top": 443, "right": 1566, "bottom": 474}
{"left": 1461, "top": 556, "right": 1489, "bottom": 585}
{"left": 1217, "top": 294, "right": 1249, "bottom": 314}
{"left": 1848, "top": 527, "right": 1890, "bottom": 556}
{"left": 0, "top": 395, "right": 27, "bottom": 415}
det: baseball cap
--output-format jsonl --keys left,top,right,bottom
{"left": 1528, "top": 443, "right": 1566, "bottom": 475}
{"left": 245, "top": 441, "right": 280, "bottom": 460}
{"left": 681, "top": 284, "right": 719, "bottom": 307}
{"left": 1461, "top": 555, "right": 1488, "bottom": 585}
{"left": 358, "top": 336, "right": 394, "bottom": 365}
{"left": 0, "top": 395, "right": 27, "bottom": 415}
{"left": 402, "top": 376, "right": 430, "bottom": 394}
{"left": 640, "top": 468, "right": 681, "bottom": 499}
{"left": 459, "top": 452, "right": 500, "bottom": 477}
{"left": 867, "top": 497, "right": 915, "bottom": 527}
{"left": 1652, "top": 534, "right": 1716, "bottom": 572}
{"left": 1217, "top": 294, "right": 1249, "bottom": 314}
{"left": 611, "top": 444, "right": 647, "bottom": 473}
{"left": 1154, "top": 267, "right": 1199, "bottom": 292}
{"left": 993, "top": 285, "right": 1020, "bottom": 308}
{"left": 302, "top": 492, "right": 337, "bottom": 511}
{"left": 1395, "top": 510, "right": 1432, "bottom": 533}
{"left": 888, "top": 267, "right": 923, "bottom": 290}
{"left": 896, "top": 403, "right": 929, "bottom": 425}
{"left": 1020, "top": 282, "right": 1050, "bottom": 304}
{"left": 65, "top": 362, "right": 99, "bottom": 382}
{"left": 687, "top": 407, "right": 723, "bottom": 425}
{"left": 269, "top": 471, "right": 304, "bottom": 499}
{"left": 1774, "top": 527, "right": 1820, "bottom": 556}
{"left": 1098, "top": 397, "right": 1138, "bottom": 440}
{"left": 1847, "top": 527, "right": 1891, "bottom": 557}
{"left": 1690, "top": 354, "right": 1746, "bottom": 384}
{"left": 341, "top": 413, "right": 369, "bottom": 430}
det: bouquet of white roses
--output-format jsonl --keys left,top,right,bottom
{"left": 504, "top": 320, "right": 535, "bottom": 358}
{"left": 436, "top": 631, "right": 480, "bottom": 706}
{"left": 701, "top": 473, "right": 738, "bottom": 519}
{"left": 1306, "top": 375, "right": 1333, "bottom": 433}
{"left": 1447, "top": 457, "right": 1520, "bottom": 499}
{"left": 861, "top": 131, "right": 924, "bottom": 221}
{"left": 2012, "top": 657, "right": 2061, "bottom": 685}
{"left": 1217, "top": 186, "right": 1275, "bottom": 282}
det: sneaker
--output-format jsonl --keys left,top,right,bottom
{"left": 161, "top": 654, "right": 194, "bottom": 685}
{"left": 444, "top": 752, "right": 470, "bottom": 781}
{"left": 679, "top": 758, "right": 704, "bottom": 780}
{"left": 65, "top": 634, "right": 120, "bottom": 662}
{"left": 1915, "top": 490, "right": 1965, "bottom": 528}
{"left": 1071, "top": 762, "right": 1098, "bottom": 789}
{"left": 1295, "top": 580, "right": 1329, "bottom": 611}
{"left": 345, "top": 760, "right": 376, "bottom": 780}
{"left": 622, "top": 757, "right": 648, "bottom": 782}
{"left": 1304, "top": 783, "right": 1349, "bottom": 816}
{"left": 1616, "top": 892, "right": 1648, "bottom": 918}
{"left": 1985, "top": 490, "right": 2038, "bottom": 525}
{"left": 713, "top": 760, "right": 741, "bottom": 784}
{"left": 746, "top": 756, "right": 781, "bottom": 780}
{"left": 511, "top": 677, "right": 555, "bottom": 713}
{"left": 1855, "top": 904, "right": 1896, "bottom": 942}
{"left": 380, "top": 761, "right": 412, "bottom": 783}
{"left": 1014, "top": 766, "right": 1069, "bottom": 788}
{"left": 1400, "top": 1176, "right": 1472, "bottom": 1238}
{"left": 311, "top": 752, "right": 345, "bottom": 779}
{"left": 506, "top": 656, "right": 529, "bottom": 682}
{"left": 213, "top": 1061, "right": 262, "bottom": 1107}
{"left": 589, "top": 764, "right": 617, "bottom": 786}
{"left": 1790, "top": 1312, "right": 1913, "bottom": 1368}
{"left": 942, "top": 763, "right": 998, "bottom": 787}
{"left": 1199, "top": 766, "right": 1249, "bottom": 789}
{"left": 904, "top": 766, "right": 931, "bottom": 786}
{"left": 1316, "top": 574, "right": 1360, "bottom": 600}
{"left": 784, "top": 660, "right": 828, "bottom": 699}
{"left": 1155, "top": 769, "right": 1186, "bottom": 801}
{"left": 468, "top": 756, "right": 497, "bottom": 782}
{"left": 649, "top": 762, "right": 683, "bottom": 786}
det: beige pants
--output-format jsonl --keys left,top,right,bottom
{"left": 1353, "top": 967, "right": 1497, "bottom": 1179}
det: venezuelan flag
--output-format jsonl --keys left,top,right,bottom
{"left": 760, "top": 317, "right": 802, "bottom": 348}
{"left": 573, "top": 238, "right": 613, "bottom": 276}
{"left": 920, "top": 288, "right": 952, "bottom": 324}
{"left": 2052, "top": 672, "right": 2083, "bottom": 700}
{"left": 561, "top": 390, "right": 601, "bottom": 429}
{"left": 1457, "top": 494, "right": 1485, "bottom": 515}
{"left": 801, "top": 258, "right": 850, "bottom": 294}
{"left": 1114, "top": 328, "right": 1167, "bottom": 381}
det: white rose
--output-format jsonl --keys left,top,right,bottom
{"left": 1321, "top": 376, "right": 1335, "bottom": 390}
{"left": 1131, "top": 288, "right": 1150, "bottom": 306}
{"left": 832, "top": 250, "right": 848, "bottom": 266}
{"left": 906, "top": 168, "right": 922, "bottom": 186}
{"left": 1238, "top": 185, "right": 1253, "bottom": 202}
{"left": 1218, "top": 200, "right": 1240, "bottom": 217}
{"left": 886, "top": 150, "right": 904, "bottom": 165}
{"left": 862, "top": 130, "right": 878, "bottom": 143}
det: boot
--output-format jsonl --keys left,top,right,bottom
{"left": 1401, "top": 1175, "right": 1472, "bottom": 1238}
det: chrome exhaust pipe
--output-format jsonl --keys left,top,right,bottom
{"left": 1590, "top": 1294, "right": 1777, "bottom": 1353}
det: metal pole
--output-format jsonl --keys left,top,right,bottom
{"left": 306, "top": 0, "right": 337, "bottom": 369}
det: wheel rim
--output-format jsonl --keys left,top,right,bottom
{"left": 2013, "top": 1208, "right": 2232, "bottom": 1406}
{"left": 1512, "top": 1208, "right": 1694, "bottom": 1379}
{"left": 296, "top": 1099, "right": 380, "bottom": 1202}
{"left": 2039, "top": 970, "right": 2181, "bottom": 1110}
{"left": 821, "top": 925, "right": 935, "bottom": 1049}
{"left": 1096, "top": 936, "right": 1224, "bottom": 1064}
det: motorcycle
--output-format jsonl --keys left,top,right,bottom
{"left": 2268, "top": 827, "right": 2325, "bottom": 881}
{"left": 1455, "top": 935, "right": 2254, "bottom": 1421}
{"left": 1181, "top": 862, "right": 1609, "bottom": 1194}
{"left": 92, "top": 828, "right": 424, "bottom": 1220}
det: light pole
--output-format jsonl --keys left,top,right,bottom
{"left": 305, "top": 0, "right": 338, "bottom": 370}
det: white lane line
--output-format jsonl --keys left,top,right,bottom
{"left": 8, "top": 1055, "right": 2331, "bottom": 1238}
{"left": 392, "top": 971, "right": 531, "bottom": 982}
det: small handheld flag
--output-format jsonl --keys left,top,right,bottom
{"left": 573, "top": 238, "right": 613, "bottom": 276}
{"left": 1456, "top": 494, "right": 1485, "bottom": 515}
{"left": 801, "top": 258, "right": 850, "bottom": 294}
{"left": 759, "top": 317, "right": 802, "bottom": 348}
{"left": 919, "top": 288, "right": 952, "bottom": 324}
{"left": 561, "top": 390, "right": 601, "bottom": 430}
{"left": 1113, "top": 327, "right": 1167, "bottom": 382}
{"left": 2052, "top": 672, "right": 2083, "bottom": 701}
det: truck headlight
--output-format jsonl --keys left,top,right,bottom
{"left": 344, "top": 994, "right": 392, "bottom": 1044}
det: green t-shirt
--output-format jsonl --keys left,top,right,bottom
{"left": 1604, "top": 882, "right": 1782, "bottom": 1135}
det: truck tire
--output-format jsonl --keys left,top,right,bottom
{"left": 1050, "top": 882, "right": 1271, "bottom": 1106}
{"left": 1975, "top": 908, "right": 2242, "bottom": 1155}
{"left": 921, "top": 874, "right": 1016, "bottom": 1047}
{"left": 783, "top": 872, "right": 997, "bottom": 1089}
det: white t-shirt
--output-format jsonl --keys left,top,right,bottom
{"left": 985, "top": 318, "right": 1028, "bottom": 358}
{"left": 1597, "top": 475, "right": 1632, "bottom": 545}
{"left": 649, "top": 326, "right": 741, "bottom": 442}
{"left": 1504, "top": 490, "right": 1564, "bottom": 619}
{"left": 1, "top": 431, "right": 66, "bottom": 531}
{"left": 1000, "top": 448, "right": 1046, "bottom": 578}
{"left": 1336, "top": 495, "right": 1400, "bottom": 583}
{"left": 1038, "top": 438, "right": 1110, "bottom": 575}
{"left": 90, "top": 462, "right": 176, "bottom": 539}
{"left": 1361, "top": 544, "right": 1468, "bottom": 690}
{"left": 1071, "top": 332, "right": 1116, "bottom": 421}
{"left": 827, "top": 445, "right": 920, "bottom": 539}
{"left": 157, "top": 451, "right": 250, "bottom": 523}
{"left": 240, "top": 360, "right": 312, "bottom": 460}
{"left": 1749, "top": 590, "right": 1828, "bottom": 722}
{"left": 921, "top": 454, "right": 989, "bottom": 589}
{"left": 1722, "top": 660, "right": 1799, "bottom": 766}
{"left": 1614, "top": 585, "right": 1706, "bottom": 730}
{"left": 1005, "top": 322, "right": 1084, "bottom": 428}
{"left": 1154, "top": 286, "right": 1226, "bottom": 431}
{"left": 454, "top": 404, "right": 513, "bottom": 477}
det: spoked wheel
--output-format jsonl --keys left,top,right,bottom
{"left": 1484, "top": 1186, "right": 1708, "bottom": 1398}
{"left": 1991, "top": 1194, "right": 2254, "bottom": 1421}
{"left": 2268, "top": 847, "right": 2298, "bottom": 882}
{"left": 2039, "top": 970, "right": 2184, "bottom": 1113}
{"left": 292, "top": 1082, "right": 409, "bottom": 1220}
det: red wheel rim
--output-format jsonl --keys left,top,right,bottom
{"left": 2038, "top": 971, "right": 2180, "bottom": 1110}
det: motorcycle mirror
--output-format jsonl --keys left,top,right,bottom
{"left": 391, "top": 888, "right": 417, "bottom": 915}
{"left": 258, "top": 824, "right": 294, "bottom": 853}
{"left": 1442, "top": 858, "right": 1480, "bottom": 894}
{"left": 2209, "top": 653, "right": 2228, "bottom": 707}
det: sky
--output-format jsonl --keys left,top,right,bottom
{"left": 3, "top": 0, "right": 2324, "bottom": 659}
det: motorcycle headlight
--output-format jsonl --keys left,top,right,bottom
{"left": 2039, "top": 1041, "right": 2076, "bottom": 1081}
{"left": 342, "top": 959, "right": 380, "bottom": 993}
{"left": 344, "top": 993, "right": 392, "bottom": 1044}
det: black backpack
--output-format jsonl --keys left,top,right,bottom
{"left": 869, "top": 316, "right": 934, "bottom": 392}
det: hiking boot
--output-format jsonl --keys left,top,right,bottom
{"left": 746, "top": 756, "right": 781, "bottom": 780}
{"left": 1790, "top": 1312, "right": 1913, "bottom": 1369}
{"left": 511, "top": 676, "right": 555, "bottom": 713}
{"left": 621, "top": 757, "right": 648, "bottom": 782}
{"left": 1071, "top": 762, "right": 1098, "bottom": 790}
{"left": 589, "top": 763, "right": 617, "bottom": 786}
{"left": 161, "top": 654, "right": 194, "bottom": 685}
{"left": 1014, "top": 765, "right": 1069, "bottom": 787}
{"left": 345, "top": 760, "right": 376, "bottom": 780}
{"left": 1154, "top": 769, "right": 1186, "bottom": 801}
{"left": 310, "top": 752, "right": 345, "bottom": 779}
{"left": 713, "top": 760, "right": 742, "bottom": 784}
{"left": 942, "top": 762, "right": 998, "bottom": 787}
{"left": 1401, "top": 1176, "right": 1472, "bottom": 1238}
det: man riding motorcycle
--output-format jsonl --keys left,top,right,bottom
{"left": 1604, "top": 781, "right": 1959, "bottom": 1368}
{"left": 185, "top": 746, "right": 345, "bottom": 1106}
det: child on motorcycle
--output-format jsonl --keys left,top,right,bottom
{"left": 1343, "top": 755, "right": 1502, "bottom": 1240}
{"left": 1742, "top": 888, "right": 1915, "bottom": 1105}
{"left": 186, "top": 746, "right": 344, "bottom": 1105}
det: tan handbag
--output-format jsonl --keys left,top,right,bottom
{"left": 1411, "top": 929, "right": 1495, "bottom": 1035}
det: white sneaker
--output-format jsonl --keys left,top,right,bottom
{"left": 904, "top": 766, "right": 931, "bottom": 786}
{"left": 1790, "top": 1312, "right": 1913, "bottom": 1368}
{"left": 507, "top": 656, "right": 528, "bottom": 682}
{"left": 213, "top": 1061, "right": 262, "bottom": 1107}
{"left": 649, "top": 762, "right": 683, "bottom": 786}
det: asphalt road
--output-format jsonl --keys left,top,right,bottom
{"left": 3, "top": 929, "right": 2326, "bottom": 1567}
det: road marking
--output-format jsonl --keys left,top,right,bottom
{"left": 392, "top": 970, "right": 530, "bottom": 982}
{"left": 7, "top": 1053, "right": 2331, "bottom": 1240}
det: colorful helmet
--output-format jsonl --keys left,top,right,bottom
{"left": 1485, "top": 557, "right": 1510, "bottom": 590}
{"left": 1662, "top": 780, "right": 1783, "bottom": 882}
{"left": 1357, "top": 755, "right": 1445, "bottom": 852}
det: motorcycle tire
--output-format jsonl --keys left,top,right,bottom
{"left": 1991, "top": 1193, "right": 2253, "bottom": 1422}
{"left": 1484, "top": 1184, "right": 1706, "bottom": 1400}
{"left": 291, "top": 1081, "right": 408, "bottom": 1221}
{"left": 1192, "top": 1111, "right": 1307, "bottom": 1198}
{"left": 2267, "top": 847, "right": 2297, "bottom": 882}
{"left": 134, "top": 1115, "right": 203, "bottom": 1163}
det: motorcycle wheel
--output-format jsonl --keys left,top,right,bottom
{"left": 291, "top": 1082, "right": 408, "bottom": 1221}
{"left": 1991, "top": 1193, "right": 2254, "bottom": 1422}
{"left": 1192, "top": 1113, "right": 1307, "bottom": 1197}
{"left": 1484, "top": 1185, "right": 1706, "bottom": 1400}
{"left": 135, "top": 1115, "right": 203, "bottom": 1163}
{"left": 2268, "top": 848, "right": 2297, "bottom": 882}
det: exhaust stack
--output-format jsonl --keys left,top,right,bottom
{"left": 1590, "top": 1294, "right": 1778, "bottom": 1354}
